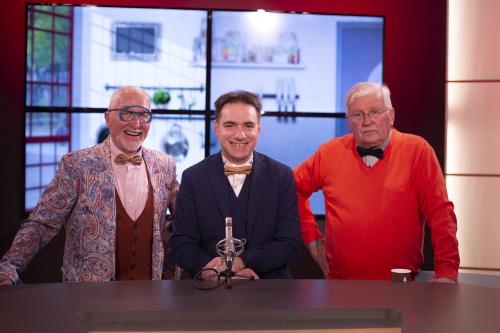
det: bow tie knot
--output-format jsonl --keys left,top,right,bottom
{"left": 224, "top": 165, "right": 252, "bottom": 176}
{"left": 356, "top": 146, "right": 384, "bottom": 159}
{"left": 115, "top": 153, "right": 143, "bottom": 165}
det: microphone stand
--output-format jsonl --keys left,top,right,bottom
{"left": 223, "top": 251, "right": 234, "bottom": 289}
{"left": 215, "top": 217, "right": 245, "bottom": 289}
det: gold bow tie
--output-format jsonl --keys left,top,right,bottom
{"left": 224, "top": 165, "right": 252, "bottom": 176}
{"left": 115, "top": 153, "right": 142, "bottom": 166}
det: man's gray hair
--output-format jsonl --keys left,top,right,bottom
{"left": 345, "top": 82, "right": 392, "bottom": 113}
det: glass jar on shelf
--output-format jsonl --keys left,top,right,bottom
{"left": 278, "top": 31, "right": 300, "bottom": 65}
{"left": 222, "top": 30, "right": 242, "bottom": 62}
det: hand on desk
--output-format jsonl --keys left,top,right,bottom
{"left": 233, "top": 268, "right": 259, "bottom": 280}
{"left": 202, "top": 256, "right": 258, "bottom": 279}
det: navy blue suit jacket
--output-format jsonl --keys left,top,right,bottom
{"left": 170, "top": 151, "right": 301, "bottom": 279}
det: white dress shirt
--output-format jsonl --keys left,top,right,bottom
{"left": 110, "top": 140, "right": 148, "bottom": 221}
{"left": 222, "top": 154, "right": 253, "bottom": 197}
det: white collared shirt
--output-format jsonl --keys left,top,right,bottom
{"left": 110, "top": 140, "right": 148, "bottom": 221}
{"left": 223, "top": 154, "right": 253, "bottom": 197}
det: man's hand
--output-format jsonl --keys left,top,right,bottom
{"left": 202, "top": 256, "right": 253, "bottom": 278}
{"left": 234, "top": 267, "right": 259, "bottom": 280}
{"left": 202, "top": 257, "right": 225, "bottom": 278}
{"left": 232, "top": 257, "right": 246, "bottom": 272}
{"left": 0, "top": 275, "right": 13, "bottom": 286}
{"left": 308, "top": 240, "right": 329, "bottom": 278}
{"left": 430, "top": 276, "right": 456, "bottom": 283}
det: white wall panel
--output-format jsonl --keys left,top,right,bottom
{"left": 447, "top": 176, "right": 500, "bottom": 269}
{"left": 448, "top": 0, "right": 500, "bottom": 80}
{"left": 447, "top": 0, "right": 500, "bottom": 272}
{"left": 446, "top": 82, "right": 500, "bottom": 174}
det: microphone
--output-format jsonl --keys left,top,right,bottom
{"left": 224, "top": 217, "right": 235, "bottom": 270}
{"left": 216, "top": 217, "right": 246, "bottom": 279}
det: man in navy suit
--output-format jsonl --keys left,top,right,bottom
{"left": 170, "top": 90, "right": 301, "bottom": 279}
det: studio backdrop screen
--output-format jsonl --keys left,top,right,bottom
{"left": 24, "top": 4, "right": 384, "bottom": 214}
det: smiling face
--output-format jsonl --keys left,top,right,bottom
{"left": 105, "top": 87, "right": 151, "bottom": 155}
{"left": 214, "top": 102, "right": 260, "bottom": 164}
{"left": 347, "top": 85, "right": 395, "bottom": 149}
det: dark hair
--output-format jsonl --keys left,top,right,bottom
{"left": 214, "top": 90, "right": 262, "bottom": 121}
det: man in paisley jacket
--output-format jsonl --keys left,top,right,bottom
{"left": 0, "top": 86, "right": 178, "bottom": 284}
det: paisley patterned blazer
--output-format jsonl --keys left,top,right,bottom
{"left": 0, "top": 138, "right": 178, "bottom": 282}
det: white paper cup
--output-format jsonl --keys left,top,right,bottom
{"left": 391, "top": 268, "right": 412, "bottom": 282}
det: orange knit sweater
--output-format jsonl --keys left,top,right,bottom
{"left": 294, "top": 130, "right": 459, "bottom": 280}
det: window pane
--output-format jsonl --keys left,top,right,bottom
{"left": 26, "top": 143, "right": 40, "bottom": 165}
{"left": 54, "top": 34, "right": 70, "bottom": 83}
{"left": 25, "top": 113, "right": 31, "bottom": 136}
{"left": 55, "top": 17, "right": 70, "bottom": 33}
{"left": 34, "top": 5, "right": 54, "bottom": 13}
{"left": 53, "top": 85, "right": 70, "bottom": 106}
{"left": 34, "top": 11, "right": 53, "bottom": 30}
{"left": 211, "top": 11, "right": 383, "bottom": 113}
{"left": 30, "top": 112, "right": 51, "bottom": 136}
{"left": 54, "top": 6, "right": 71, "bottom": 16}
{"left": 31, "top": 84, "right": 52, "bottom": 106}
{"left": 26, "top": 83, "right": 32, "bottom": 106}
{"left": 42, "top": 165, "right": 56, "bottom": 186}
{"left": 27, "top": 7, "right": 33, "bottom": 25}
{"left": 33, "top": 31, "right": 53, "bottom": 82}
{"left": 26, "top": 30, "right": 32, "bottom": 81}
{"left": 26, "top": 189, "right": 41, "bottom": 211}
{"left": 259, "top": 117, "right": 346, "bottom": 168}
{"left": 26, "top": 166, "right": 40, "bottom": 188}
{"left": 41, "top": 142, "right": 56, "bottom": 164}
{"left": 51, "top": 112, "right": 69, "bottom": 135}
{"left": 145, "top": 115, "right": 206, "bottom": 180}
{"left": 56, "top": 141, "right": 69, "bottom": 161}
{"left": 71, "top": 7, "right": 207, "bottom": 109}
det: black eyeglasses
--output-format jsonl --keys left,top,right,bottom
{"left": 108, "top": 105, "right": 153, "bottom": 123}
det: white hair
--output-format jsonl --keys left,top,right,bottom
{"left": 345, "top": 82, "right": 392, "bottom": 113}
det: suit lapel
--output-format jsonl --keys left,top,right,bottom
{"left": 93, "top": 138, "right": 116, "bottom": 225}
{"left": 247, "top": 152, "right": 266, "bottom": 237}
{"left": 207, "top": 153, "right": 231, "bottom": 220}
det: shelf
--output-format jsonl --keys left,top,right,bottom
{"left": 191, "top": 61, "right": 305, "bottom": 70}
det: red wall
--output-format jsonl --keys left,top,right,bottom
{"left": 0, "top": 0, "right": 446, "bottom": 281}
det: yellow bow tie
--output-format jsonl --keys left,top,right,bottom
{"left": 115, "top": 153, "right": 142, "bottom": 166}
{"left": 224, "top": 165, "right": 252, "bottom": 176}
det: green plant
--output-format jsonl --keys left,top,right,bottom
{"left": 153, "top": 89, "right": 171, "bottom": 105}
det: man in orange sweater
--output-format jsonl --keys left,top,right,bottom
{"left": 294, "top": 82, "right": 459, "bottom": 282}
